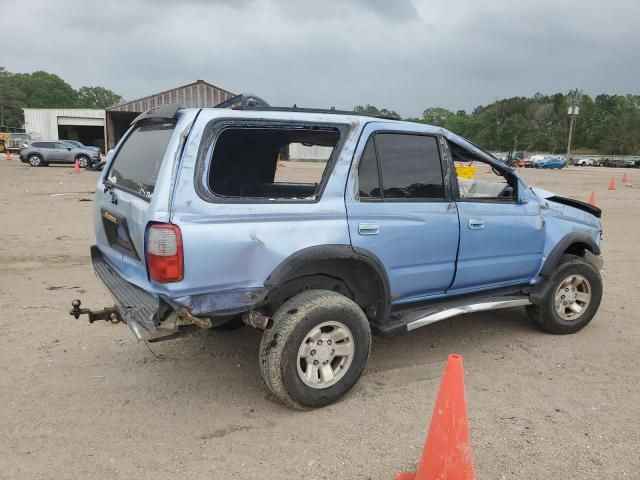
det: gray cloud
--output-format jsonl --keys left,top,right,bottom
{"left": 2, "top": 0, "right": 638, "bottom": 117}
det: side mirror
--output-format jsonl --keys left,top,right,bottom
{"left": 67, "top": 147, "right": 72, "bottom": 151}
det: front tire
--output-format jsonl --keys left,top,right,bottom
{"left": 259, "top": 290, "right": 371, "bottom": 409}
{"left": 28, "top": 154, "right": 43, "bottom": 167}
{"left": 76, "top": 155, "right": 89, "bottom": 168}
{"left": 527, "top": 254, "right": 602, "bottom": 334}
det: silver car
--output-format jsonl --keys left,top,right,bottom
{"left": 19, "top": 141, "right": 100, "bottom": 168}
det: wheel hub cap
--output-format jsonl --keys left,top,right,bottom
{"left": 554, "top": 274, "right": 591, "bottom": 321}
{"left": 297, "top": 321, "right": 354, "bottom": 389}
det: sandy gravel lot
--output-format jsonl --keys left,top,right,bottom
{"left": 1, "top": 158, "right": 639, "bottom": 479}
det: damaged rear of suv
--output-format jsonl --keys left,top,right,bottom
{"left": 72, "top": 97, "right": 603, "bottom": 409}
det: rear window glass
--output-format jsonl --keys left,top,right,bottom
{"left": 207, "top": 126, "right": 340, "bottom": 200}
{"left": 107, "top": 122, "right": 175, "bottom": 198}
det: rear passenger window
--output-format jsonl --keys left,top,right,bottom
{"left": 207, "top": 126, "right": 341, "bottom": 200}
{"left": 357, "top": 133, "right": 445, "bottom": 200}
{"left": 357, "top": 138, "right": 381, "bottom": 199}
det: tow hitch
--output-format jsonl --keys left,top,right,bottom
{"left": 69, "top": 299, "right": 122, "bottom": 324}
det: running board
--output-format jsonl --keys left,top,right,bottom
{"left": 371, "top": 292, "right": 531, "bottom": 336}
{"left": 406, "top": 298, "right": 531, "bottom": 331}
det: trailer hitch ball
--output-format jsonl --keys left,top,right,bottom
{"left": 70, "top": 299, "right": 83, "bottom": 319}
{"left": 69, "top": 299, "right": 121, "bottom": 324}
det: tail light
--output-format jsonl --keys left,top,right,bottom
{"left": 147, "top": 224, "right": 183, "bottom": 283}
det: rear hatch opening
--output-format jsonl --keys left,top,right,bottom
{"left": 95, "top": 119, "right": 179, "bottom": 291}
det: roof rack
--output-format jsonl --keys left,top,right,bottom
{"left": 213, "top": 93, "right": 402, "bottom": 121}
{"left": 214, "top": 93, "right": 271, "bottom": 109}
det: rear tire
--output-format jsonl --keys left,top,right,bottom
{"left": 527, "top": 254, "right": 602, "bottom": 334}
{"left": 259, "top": 290, "right": 371, "bottom": 409}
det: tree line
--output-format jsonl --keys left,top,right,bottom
{"left": 0, "top": 67, "right": 123, "bottom": 129}
{"left": 1, "top": 67, "right": 637, "bottom": 154}
{"left": 358, "top": 92, "right": 640, "bottom": 155}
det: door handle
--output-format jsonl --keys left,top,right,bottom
{"left": 358, "top": 223, "right": 379, "bottom": 235}
{"left": 468, "top": 219, "right": 485, "bottom": 230}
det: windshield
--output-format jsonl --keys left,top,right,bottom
{"left": 106, "top": 122, "right": 175, "bottom": 199}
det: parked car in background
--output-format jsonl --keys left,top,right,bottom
{"left": 60, "top": 139, "right": 102, "bottom": 156}
{"left": 19, "top": 141, "right": 100, "bottom": 167}
{"left": 601, "top": 158, "right": 630, "bottom": 168}
{"left": 517, "top": 156, "right": 533, "bottom": 168}
{"left": 534, "top": 156, "right": 566, "bottom": 169}
{"left": 576, "top": 158, "right": 595, "bottom": 167}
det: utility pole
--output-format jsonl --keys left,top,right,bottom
{"left": 566, "top": 89, "right": 582, "bottom": 164}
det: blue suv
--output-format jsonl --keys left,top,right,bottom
{"left": 71, "top": 98, "right": 603, "bottom": 409}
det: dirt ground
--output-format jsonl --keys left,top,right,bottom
{"left": 1, "top": 157, "right": 639, "bottom": 480}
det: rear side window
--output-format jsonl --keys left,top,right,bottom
{"left": 207, "top": 126, "right": 341, "bottom": 201}
{"left": 357, "top": 133, "right": 445, "bottom": 200}
{"left": 357, "top": 138, "right": 382, "bottom": 199}
{"left": 107, "top": 122, "right": 175, "bottom": 199}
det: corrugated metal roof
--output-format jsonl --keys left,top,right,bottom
{"left": 106, "top": 80, "right": 236, "bottom": 112}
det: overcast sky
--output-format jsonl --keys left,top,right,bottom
{"left": 2, "top": 0, "right": 638, "bottom": 117}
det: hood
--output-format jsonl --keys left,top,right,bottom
{"left": 531, "top": 187, "right": 601, "bottom": 219}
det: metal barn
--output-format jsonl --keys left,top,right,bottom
{"left": 105, "top": 80, "right": 236, "bottom": 149}
{"left": 23, "top": 108, "right": 106, "bottom": 150}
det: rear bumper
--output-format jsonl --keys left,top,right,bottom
{"left": 91, "top": 246, "right": 173, "bottom": 340}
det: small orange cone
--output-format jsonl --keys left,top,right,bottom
{"left": 587, "top": 191, "right": 597, "bottom": 206}
{"left": 74, "top": 159, "right": 80, "bottom": 174}
{"left": 608, "top": 176, "right": 617, "bottom": 191}
{"left": 397, "top": 354, "right": 476, "bottom": 480}
{"left": 622, "top": 171, "right": 629, "bottom": 183}
{"left": 5, "top": 150, "right": 11, "bottom": 160}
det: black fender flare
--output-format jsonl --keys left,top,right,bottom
{"left": 539, "top": 232, "right": 600, "bottom": 277}
{"left": 531, "top": 233, "right": 600, "bottom": 303}
{"left": 264, "top": 244, "right": 391, "bottom": 320}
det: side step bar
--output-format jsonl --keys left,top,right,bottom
{"left": 372, "top": 292, "right": 531, "bottom": 336}
{"left": 406, "top": 298, "right": 531, "bottom": 331}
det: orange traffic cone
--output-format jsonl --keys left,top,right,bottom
{"left": 5, "top": 150, "right": 11, "bottom": 160}
{"left": 608, "top": 176, "right": 617, "bottom": 191}
{"left": 622, "top": 171, "right": 629, "bottom": 183}
{"left": 74, "top": 159, "right": 80, "bottom": 174}
{"left": 587, "top": 191, "right": 597, "bottom": 206}
{"left": 397, "top": 354, "right": 476, "bottom": 480}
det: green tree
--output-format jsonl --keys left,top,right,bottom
{"left": 0, "top": 67, "right": 26, "bottom": 127}
{"left": 353, "top": 104, "right": 400, "bottom": 118}
{"left": 420, "top": 107, "right": 453, "bottom": 126}
{"left": 77, "top": 86, "right": 123, "bottom": 109}
{"left": 11, "top": 71, "right": 78, "bottom": 108}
